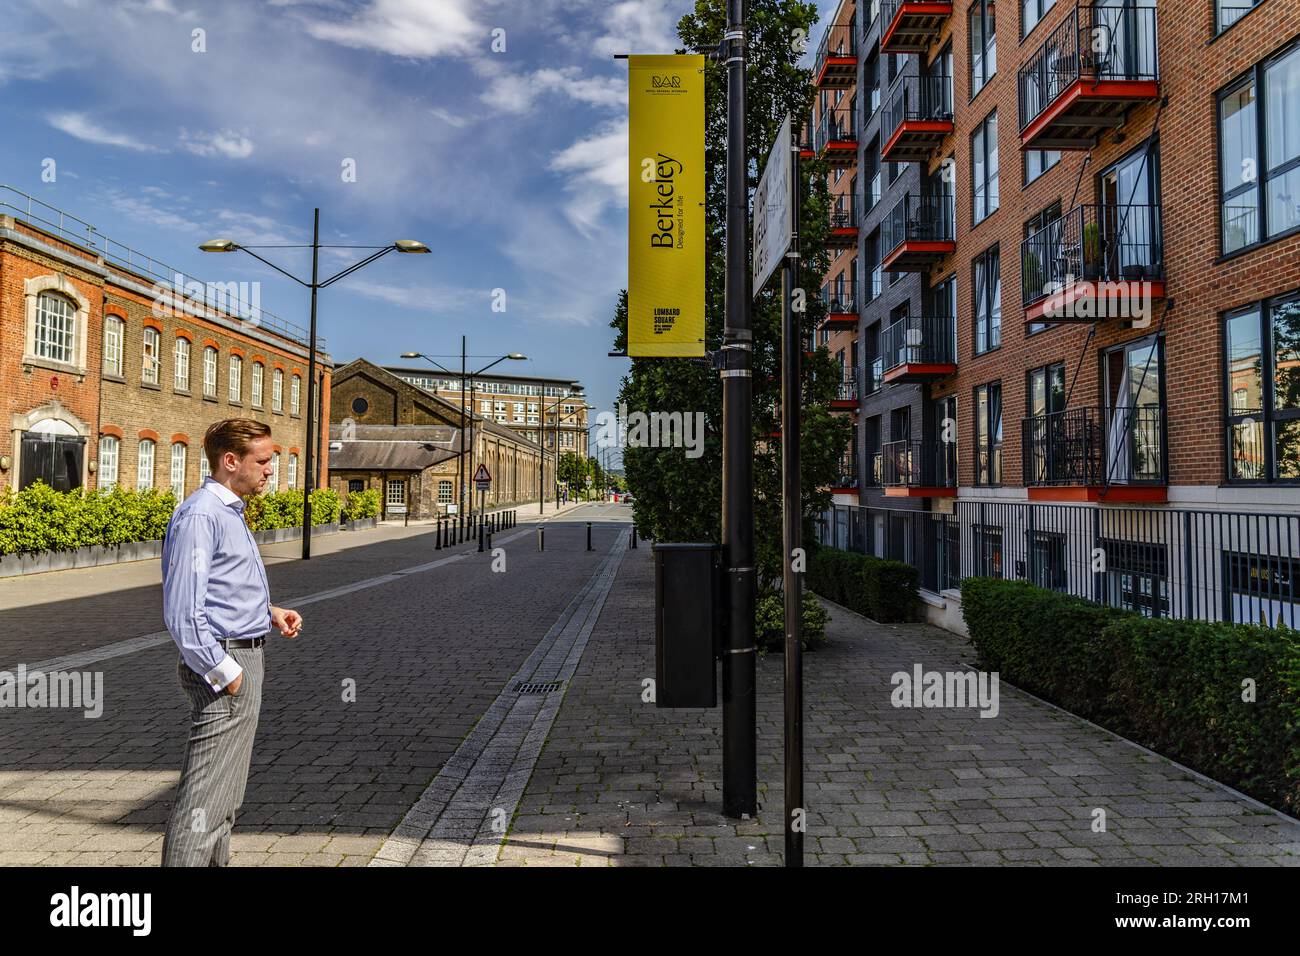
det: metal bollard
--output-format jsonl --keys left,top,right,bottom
{"left": 631, "top": 525, "right": 638, "bottom": 549}
{"left": 478, "top": 519, "right": 485, "bottom": 553}
{"left": 537, "top": 527, "right": 544, "bottom": 551}
{"left": 586, "top": 522, "right": 592, "bottom": 551}
{"left": 436, "top": 519, "right": 443, "bottom": 550}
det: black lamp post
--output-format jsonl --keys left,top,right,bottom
{"left": 400, "top": 345, "right": 526, "bottom": 516}
{"left": 201, "top": 210, "right": 429, "bottom": 560}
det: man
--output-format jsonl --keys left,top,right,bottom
{"left": 160, "top": 419, "right": 303, "bottom": 867}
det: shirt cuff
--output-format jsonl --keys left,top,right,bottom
{"left": 203, "top": 654, "right": 244, "bottom": 693}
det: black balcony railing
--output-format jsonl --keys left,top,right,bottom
{"left": 881, "top": 314, "right": 956, "bottom": 371}
{"left": 836, "top": 368, "right": 861, "bottom": 403}
{"left": 1022, "top": 405, "right": 1166, "bottom": 487}
{"left": 830, "top": 193, "right": 858, "bottom": 231}
{"left": 816, "top": 106, "right": 857, "bottom": 151}
{"left": 883, "top": 73, "right": 953, "bottom": 140}
{"left": 1018, "top": 5, "right": 1159, "bottom": 132}
{"left": 882, "top": 439, "right": 957, "bottom": 488}
{"left": 835, "top": 453, "right": 860, "bottom": 490}
{"left": 823, "top": 281, "right": 858, "bottom": 315}
{"left": 882, "top": 193, "right": 955, "bottom": 256}
{"left": 815, "top": 20, "right": 858, "bottom": 76}
{"left": 1021, "top": 203, "right": 1164, "bottom": 305}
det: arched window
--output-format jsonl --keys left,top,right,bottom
{"left": 199, "top": 453, "right": 211, "bottom": 481}
{"left": 98, "top": 435, "right": 119, "bottom": 489}
{"left": 272, "top": 368, "right": 284, "bottom": 412}
{"left": 137, "top": 439, "right": 155, "bottom": 488}
{"left": 174, "top": 337, "right": 190, "bottom": 391}
{"left": 103, "top": 317, "right": 124, "bottom": 376}
{"left": 170, "top": 443, "right": 187, "bottom": 496}
{"left": 229, "top": 354, "right": 242, "bottom": 402}
{"left": 287, "top": 453, "right": 298, "bottom": 489}
{"left": 35, "top": 292, "right": 76, "bottom": 364}
{"left": 203, "top": 347, "right": 218, "bottom": 397}
{"left": 269, "top": 451, "right": 280, "bottom": 492}
{"left": 252, "top": 362, "right": 265, "bottom": 407}
{"left": 141, "top": 328, "right": 160, "bottom": 384}
{"left": 291, "top": 374, "right": 301, "bottom": 415}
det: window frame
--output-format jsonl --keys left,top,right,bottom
{"left": 973, "top": 380, "right": 1003, "bottom": 486}
{"left": 1223, "top": 289, "right": 1300, "bottom": 484}
{"left": 137, "top": 438, "right": 155, "bottom": 489}
{"left": 35, "top": 292, "right": 77, "bottom": 365}
{"left": 971, "top": 109, "right": 1000, "bottom": 225}
{"left": 98, "top": 435, "right": 119, "bottom": 489}
{"left": 972, "top": 245, "right": 1002, "bottom": 355}
{"left": 174, "top": 337, "right": 191, "bottom": 392}
{"left": 103, "top": 316, "right": 124, "bottom": 377}
{"left": 251, "top": 362, "right": 265, "bottom": 407}
{"left": 229, "top": 353, "right": 242, "bottom": 403}
{"left": 170, "top": 442, "right": 187, "bottom": 497}
{"left": 968, "top": 0, "right": 997, "bottom": 99}
{"left": 141, "top": 327, "right": 160, "bottom": 385}
{"left": 203, "top": 346, "right": 218, "bottom": 398}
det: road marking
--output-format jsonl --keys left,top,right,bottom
{"left": 370, "top": 531, "right": 628, "bottom": 867}
{"left": 13, "top": 527, "right": 541, "bottom": 674}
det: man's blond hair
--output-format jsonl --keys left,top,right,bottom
{"left": 203, "top": 418, "right": 272, "bottom": 473}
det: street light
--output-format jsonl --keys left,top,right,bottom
{"left": 401, "top": 344, "right": 526, "bottom": 515}
{"left": 539, "top": 385, "right": 583, "bottom": 513}
{"left": 201, "top": 208, "right": 429, "bottom": 560}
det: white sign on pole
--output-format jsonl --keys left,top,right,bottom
{"left": 752, "top": 113, "right": 794, "bottom": 297}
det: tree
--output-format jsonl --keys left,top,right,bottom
{"left": 609, "top": 0, "right": 850, "bottom": 589}
{"left": 558, "top": 451, "right": 589, "bottom": 492}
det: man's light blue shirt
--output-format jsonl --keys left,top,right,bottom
{"left": 161, "top": 477, "right": 272, "bottom": 691}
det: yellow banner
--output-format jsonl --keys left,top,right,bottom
{"left": 627, "top": 54, "right": 705, "bottom": 357}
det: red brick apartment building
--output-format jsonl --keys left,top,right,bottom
{"left": 0, "top": 187, "right": 329, "bottom": 499}
{"left": 810, "top": 0, "right": 1300, "bottom": 624}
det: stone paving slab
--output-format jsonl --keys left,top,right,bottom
{"left": 499, "top": 545, "right": 1300, "bottom": 867}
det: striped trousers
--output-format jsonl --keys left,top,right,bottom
{"left": 161, "top": 645, "right": 264, "bottom": 867}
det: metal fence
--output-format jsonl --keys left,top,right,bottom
{"left": 815, "top": 500, "right": 1300, "bottom": 628}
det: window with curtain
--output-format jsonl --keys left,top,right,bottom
{"left": 103, "top": 317, "right": 123, "bottom": 376}
{"left": 969, "top": 0, "right": 996, "bottom": 96}
{"left": 973, "top": 246, "right": 1001, "bottom": 354}
{"left": 1216, "top": 0, "right": 1260, "bottom": 35}
{"left": 174, "top": 337, "right": 190, "bottom": 391}
{"left": 98, "top": 435, "right": 119, "bottom": 489}
{"left": 35, "top": 292, "right": 76, "bottom": 364}
{"left": 141, "top": 328, "right": 159, "bottom": 384}
{"left": 972, "top": 110, "right": 999, "bottom": 224}
{"left": 1024, "top": 149, "right": 1060, "bottom": 185}
{"left": 974, "top": 381, "right": 1002, "bottom": 485}
{"left": 1022, "top": 0, "right": 1055, "bottom": 38}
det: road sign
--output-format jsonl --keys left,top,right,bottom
{"left": 473, "top": 463, "right": 491, "bottom": 491}
{"left": 752, "top": 113, "right": 793, "bottom": 297}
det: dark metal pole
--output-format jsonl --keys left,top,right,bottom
{"left": 782, "top": 125, "right": 804, "bottom": 867}
{"left": 468, "top": 378, "right": 477, "bottom": 521}
{"left": 459, "top": 336, "right": 467, "bottom": 517}
{"left": 301, "top": 207, "right": 320, "bottom": 560}
{"left": 721, "top": 0, "right": 756, "bottom": 820}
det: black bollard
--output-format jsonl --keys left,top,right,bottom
{"left": 537, "top": 527, "right": 544, "bottom": 551}
{"left": 631, "top": 525, "right": 638, "bottom": 549}
{"left": 478, "top": 519, "right": 485, "bottom": 553}
{"left": 436, "top": 519, "right": 443, "bottom": 550}
{"left": 586, "top": 522, "right": 592, "bottom": 551}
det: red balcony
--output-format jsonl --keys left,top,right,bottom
{"left": 1018, "top": 6, "right": 1160, "bottom": 150}
{"left": 881, "top": 314, "right": 956, "bottom": 383}
{"left": 815, "top": 106, "right": 857, "bottom": 168}
{"left": 881, "top": 194, "right": 955, "bottom": 271}
{"left": 1021, "top": 203, "right": 1165, "bottom": 324}
{"left": 814, "top": 21, "right": 857, "bottom": 88}
{"left": 1022, "top": 406, "right": 1167, "bottom": 503}
{"left": 882, "top": 440, "right": 957, "bottom": 498}
{"left": 827, "top": 194, "right": 858, "bottom": 249}
{"left": 831, "top": 368, "right": 860, "bottom": 411}
{"left": 880, "top": 0, "right": 952, "bottom": 54}
{"left": 881, "top": 74, "right": 953, "bottom": 164}
{"left": 822, "top": 283, "right": 858, "bottom": 330}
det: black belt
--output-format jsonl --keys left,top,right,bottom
{"left": 218, "top": 636, "right": 265, "bottom": 649}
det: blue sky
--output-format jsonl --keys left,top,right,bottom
{"left": 1, "top": 0, "right": 834, "bottom": 464}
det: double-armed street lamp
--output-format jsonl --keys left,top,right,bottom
{"left": 538, "top": 386, "right": 584, "bottom": 513}
{"left": 200, "top": 208, "right": 429, "bottom": 560}
{"left": 400, "top": 342, "right": 527, "bottom": 515}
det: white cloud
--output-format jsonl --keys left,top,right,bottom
{"left": 343, "top": 278, "right": 488, "bottom": 313}
{"left": 480, "top": 66, "right": 623, "bottom": 115}
{"left": 47, "top": 112, "right": 161, "bottom": 152}
{"left": 591, "top": 0, "right": 684, "bottom": 58}
{"left": 548, "top": 118, "right": 628, "bottom": 234}
{"left": 306, "top": 0, "right": 483, "bottom": 58}
{"left": 429, "top": 107, "right": 470, "bottom": 129}
{"left": 180, "top": 128, "right": 255, "bottom": 159}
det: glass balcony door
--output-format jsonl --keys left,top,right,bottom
{"left": 1100, "top": 143, "right": 1160, "bottom": 278}
{"left": 1105, "top": 336, "right": 1164, "bottom": 483}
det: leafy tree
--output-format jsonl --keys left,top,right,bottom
{"left": 610, "top": 0, "right": 850, "bottom": 588}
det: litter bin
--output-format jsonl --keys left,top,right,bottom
{"left": 652, "top": 543, "right": 719, "bottom": 708}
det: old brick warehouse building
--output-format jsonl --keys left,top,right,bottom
{"left": 0, "top": 188, "right": 328, "bottom": 499}
{"left": 810, "top": 0, "right": 1300, "bottom": 624}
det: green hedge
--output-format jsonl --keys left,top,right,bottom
{"left": 805, "top": 546, "right": 918, "bottom": 622}
{"left": 0, "top": 483, "right": 175, "bottom": 556}
{"left": 243, "top": 488, "right": 341, "bottom": 532}
{"left": 755, "top": 588, "right": 830, "bottom": 653}
{"left": 341, "top": 488, "right": 381, "bottom": 522}
{"left": 963, "top": 577, "right": 1300, "bottom": 813}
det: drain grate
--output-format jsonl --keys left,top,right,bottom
{"left": 513, "top": 680, "right": 563, "bottom": 695}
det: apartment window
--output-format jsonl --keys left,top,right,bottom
{"left": 229, "top": 354, "right": 242, "bottom": 402}
{"left": 137, "top": 439, "right": 155, "bottom": 489}
{"left": 972, "top": 111, "right": 999, "bottom": 224}
{"left": 35, "top": 292, "right": 76, "bottom": 364}
{"left": 1021, "top": 0, "right": 1055, "bottom": 37}
{"left": 98, "top": 435, "right": 119, "bottom": 490}
{"left": 269, "top": 452, "right": 280, "bottom": 492}
{"left": 142, "top": 327, "right": 160, "bottom": 385}
{"left": 291, "top": 374, "right": 301, "bottom": 415}
{"left": 1024, "top": 149, "right": 1060, "bottom": 185}
{"left": 174, "top": 337, "right": 190, "bottom": 391}
{"left": 200, "top": 346, "right": 216, "bottom": 397}
{"left": 969, "top": 0, "right": 997, "bottom": 96}
{"left": 1024, "top": 203, "right": 1062, "bottom": 333}
{"left": 1219, "top": 43, "right": 1300, "bottom": 254}
{"left": 103, "top": 317, "right": 124, "bottom": 377}
{"left": 252, "top": 362, "right": 264, "bottom": 407}
{"left": 272, "top": 368, "right": 284, "bottom": 412}
{"left": 514, "top": 402, "right": 526, "bottom": 422}
{"left": 170, "top": 443, "right": 186, "bottom": 497}
{"left": 974, "top": 381, "right": 1002, "bottom": 485}
{"left": 287, "top": 453, "right": 297, "bottom": 490}
{"left": 973, "top": 246, "right": 1001, "bottom": 354}
{"left": 1225, "top": 293, "right": 1300, "bottom": 482}
{"left": 1027, "top": 362, "right": 1066, "bottom": 418}
{"left": 1217, "top": 0, "right": 1261, "bottom": 34}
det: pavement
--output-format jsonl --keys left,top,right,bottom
{"left": 1, "top": 498, "right": 1298, "bottom": 866}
